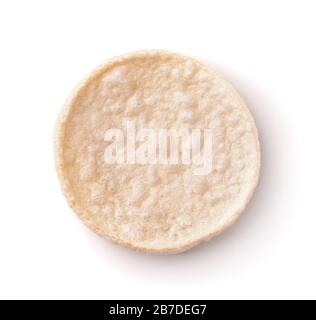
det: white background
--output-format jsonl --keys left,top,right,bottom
{"left": 0, "top": 0, "right": 315, "bottom": 300}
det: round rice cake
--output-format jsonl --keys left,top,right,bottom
{"left": 55, "top": 50, "right": 260, "bottom": 254}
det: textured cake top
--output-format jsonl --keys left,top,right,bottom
{"left": 55, "top": 51, "right": 260, "bottom": 254}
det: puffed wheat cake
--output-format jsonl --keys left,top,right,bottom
{"left": 55, "top": 50, "right": 260, "bottom": 254}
